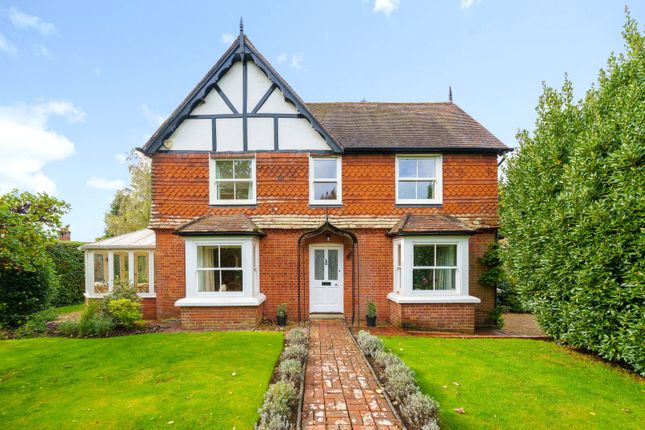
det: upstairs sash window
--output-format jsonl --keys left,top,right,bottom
{"left": 210, "top": 158, "right": 256, "bottom": 205}
{"left": 310, "top": 157, "right": 342, "bottom": 205}
{"left": 396, "top": 156, "right": 442, "bottom": 204}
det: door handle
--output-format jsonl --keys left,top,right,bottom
{"left": 321, "top": 281, "right": 331, "bottom": 286}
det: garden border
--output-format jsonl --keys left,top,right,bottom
{"left": 296, "top": 322, "right": 310, "bottom": 430}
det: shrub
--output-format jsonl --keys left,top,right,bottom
{"left": 374, "top": 350, "right": 404, "bottom": 369}
{"left": 47, "top": 241, "right": 85, "bottom": 306}
{"left": 15, "top": 308, "right": 58, "bottom": 337}
{"left": 257, "top": 381, "right": 298, "bottom": 430}
{"left": 106, "top": 279, "right": 140, "bottom": 302}
{"left": 422, "top": 419, "right": 441, "bottom": 430}
{"left": 486, "top": 306, "right": 505, "bottom": 330}
{"left": 356, "top": 330, "right": 384, "bottom": 357}
{"left": 276, "top": 303, "right": 287, "bottom": 317}
{"left": 367, "top": 299, "right": 377, "bottom": 317}
{"left": 282, "top": 344, "right": 307, "bottom": 363}
{"left": 279, "top": 359, "right": 302, "bottom": 384}
{"left": 0, "top": 263, "right": 58, "bottom": 328}
{"left": 106, "top": 298, "right": 142, "bottom": 328}
{"left": 500, "top": 13, "right": 645, "bottom": 375}
{"left": 384, "top": 362, "right": 418, "bottom": 403}
{"left": 399, "top": 391, "right": 439, "bottom": 429}
{"left": 285, "top": 328, "right": 307, "bottom": 345}
{"left": 57, "top": 319, "right": 80, "bottom": 337}
{"left": 78, "top": 301, "right": 115, "bottom": 337}
{"left": 480, "top": 243, "right": 526, "bottom": 313}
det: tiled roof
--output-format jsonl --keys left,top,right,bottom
{"left": 80, "top": 229, "right": 156, "bottom": 249}
{"left": 175, "top": 214, "right": 265, "bottom": 236}
{"left": 387, "top": 214, "right": 477, "bottom": 236}
{"left": 307, "top": 102, "right": 510, "bottom": 153}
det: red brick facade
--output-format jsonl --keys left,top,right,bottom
{"left": 150, "top": 151, "right": 499, "bottom": 332}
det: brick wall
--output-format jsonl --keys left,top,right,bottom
{"left": 150, "top": 152, "right": 499, "bottom": 224}
{"left": 141, "top": 298, "right": 157, "bottom": 320}
{"left": 389, "top": 301, "right": 475, "bottom": 333}
{"left": 154, "top": 229, "right": 184, "bottom": 319}
{"left": 180, "top": 304, "right": 263, "bottom": 330}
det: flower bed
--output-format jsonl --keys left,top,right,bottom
{"left": 356, "top": 330, "right": 441, "bottom": 430}
{"left": 256, "top": 326, "right": 309, "bottom": 430}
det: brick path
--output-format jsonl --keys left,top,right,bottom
{"left": 302, "top": 320, "right": 401, "bottom": 429}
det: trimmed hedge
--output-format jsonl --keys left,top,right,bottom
{"left": 48, "top": 241, "right": 85, "bottom": 306}
{"left": 0, "top": 263, "right": 58, "bottom": 328}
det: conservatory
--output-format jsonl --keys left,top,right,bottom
{"left": 81, "top": 229, "right": 156, "bottom": 298}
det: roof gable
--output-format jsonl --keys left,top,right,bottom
{"left": 141, "top": 31, "right": 341, "bottom": 154}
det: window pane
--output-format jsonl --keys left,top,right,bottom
{"left": 216, "top": 160, "right": 234, "bottom": 179}
{"left": 413, "top": 245, "right": 435, "bottom": 267}
{"left": 198, "top": 246, "right": 218, "bottom": 268}
{"left": 398, "top": 181, "right": 416, "bottom": 199}
{"left": 314, "top": 250, "right": 325, "bottom": 280}
{"left": 328, "top": 249, "right": 338, "bottom": 281}
{"left": 217, "top": 182, "right": 235, "bottom": 200}
{"left": 93, "top": 253, "right": 108, "bottom": 294}
{"left": 198, "top": 270, "right": 220, "bottom": 292}
{"left": 396, "top": 243, "right": 402, "bottom": 267}
{"left": 416, "top": 181, "right": 434, "bottom": 199}
{"left": 398, "top": 159, "right": 417, "bottom": 178}
{"left": 221, "top": 270, "right": 243, "bottom": 292}
{"left": 313, "top": 182, "right": 337, "bottom": 201}
{"left": 413, "top": 269, "right": 434, "bottom": 290}
{"left": 436, "top": 245, "right": 457, "bottom": 266}
{"left": 234, "top": 160, "right": 252, "bottom": 179}
{"left": 113, "top": 252, "right": 129, "bottom": 282}
{"left": 135, "top": 253, "right": 149, "bottom": 293}
{"left": 418, "top": 159, "right": 435, "bottom": 178}
{"left": 436, "top": 268, "right": 456, "bottom": 290}
{"left": 220, "top": 246, "right": 242, "bottom": 268}
{"left": 313, "top": 159, "right": 337, "bottom": 179}
{"left": 235, "top": 181, "right": 252, "bottom": 200}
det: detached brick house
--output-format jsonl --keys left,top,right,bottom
{"left": 87, "top": 28, "right": 510, "bottom": 332}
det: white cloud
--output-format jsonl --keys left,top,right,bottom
{"left": 34, "top": 44, "right": 52, "bottom": 58}
{"left": 221, "top": 32, "right": 235, "bottom": 44}
{"left": 86, "top": 177, "right": 125, "bottom": 191}
{"left": 290, "top": 53, "right": 304, "bottom": 71}
{"left": 373, "top": 0, "right": 400, "bottom": 17}
{"left": 9, "top": 8, "right": 56, "bottom": 36}
{"left": 277, "top": 52, "right": 288, "bottom": 63}
{"left": 114, "top": 153, "right": 128, "bottom": 164}
{"left": 0, "top": 31, "right": 17, "bottom": 56}
{"left": 141, "top": 104, "right": 165, "bottom": 126}
{"left": 0, "top": 100, "right": 84, "bottom": 194}
{"left": 460, "top": 0, "right": 482, "bottom": 9}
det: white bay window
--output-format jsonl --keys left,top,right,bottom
{"left": 388, "top": 236, "right": 479, "bottom": 304}
{"left": 177, "top": 236, "right": 265, "bottom": 307}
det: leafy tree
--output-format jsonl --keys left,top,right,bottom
{"left": 48, "top": 241, "right": 86, "bottom": 306}
{"left": 104, "top": 151, "right": 151, "bottom": 237}
{"left": 500, "top": 12, "right": 644, "bottom": 374}
{"left": 0, "top": 190, "right": 69, "bottom": 326}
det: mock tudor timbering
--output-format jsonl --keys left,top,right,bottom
{"left": 135, "top": 25, "right": 510, "bottom": 331}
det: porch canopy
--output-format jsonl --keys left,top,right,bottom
{"left": 80, "top": 229, "right": 156, "bottom": 298}
{"left": 297, "top": 221, "right": 359, "bottom": 325}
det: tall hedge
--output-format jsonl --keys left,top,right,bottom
{"left": 48, "top": 241, "right": 86, "bottom": 306}
{"left": 500, "top": 14, "right": 644, "bottom": 374}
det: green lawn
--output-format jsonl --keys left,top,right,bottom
{"left": 53, "top": 303, "right": 85, "bottom": 314}
{"left": 382, "top": 337, "right": 644, "bottom": 430}
{"left": 0, "top": 331, "right": 283, "bottom": 429}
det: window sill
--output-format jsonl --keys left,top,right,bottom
{"left": 395, "top": 203, "right": 443, "bottom": 208}
{"left": 387, "top": 292, "right": 480, "bottom": 304}
{"left": 175, "top": 293, "right": 266, "bottom": 307}
{"left": 309, "top": 203, "right": 343, "bottom": 208}
{"left": 84, "top": 292, "right": 157, "bottom": 299}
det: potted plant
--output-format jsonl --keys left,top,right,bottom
{"left": 276, "top": 304, "right": 288, "bottom": 326}
{"left": 366, "top": 300, "right": 377, "bottom": 327}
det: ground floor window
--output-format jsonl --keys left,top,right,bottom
{"left": 197, "top": 245, "right": 243, "bottom": 292}
{"left": 412, "top": 244, "right": 457, "bottom": 291}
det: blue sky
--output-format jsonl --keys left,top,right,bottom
{"left": 0, "top": 0, "right": 643, "bottom": 241}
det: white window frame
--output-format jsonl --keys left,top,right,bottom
{"left": 388, "top": 236, "right": 480, "bottom": 304}
{"left": 84, "top": 249, "right": 155, "bottom": 298}
{"left": 309, "top": 156, "right": 342, "bottom": 205}
{"left": 176, "top": 236, "right": 265, "bottom": 307}
{"left": 395, "top": 155, "right": 443, "bottom": 205}
{"left": 209, "top": 157, "right": 257, "bottom": 205}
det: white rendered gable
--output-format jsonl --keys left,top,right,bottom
{"left": 163, "top": 61, "right": 331, "bottom": 152}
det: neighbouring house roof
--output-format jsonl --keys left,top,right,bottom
{"left": 80, "top": 229, "right": 156, "bottom": 250}
{"left": 387, "top": 214, "right": 477, "bottom": 236}
{"left": 175, "top": 214, "right": 265, "bottom": 236}
{"left": 307, "top": 102, "right": 510, "bottom": 154}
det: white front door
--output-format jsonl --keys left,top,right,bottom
{"left": 309, "top": 245, "right": 343, "bottom": 313}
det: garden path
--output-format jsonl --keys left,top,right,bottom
{"left": 301, "top": 320, "right": 402, "bottom": 430}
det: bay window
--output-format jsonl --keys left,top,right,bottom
{"left": 309, "top": 157, "right": 342, "bottom": 205}
{"left": 388, "top": 236, "right": 479, "bottom": 304}
{"left": 396, "top": 155, "right": 442, "bottom": 204}
{"left": 209, "top": 158, "right": 256, "bottom": 205}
